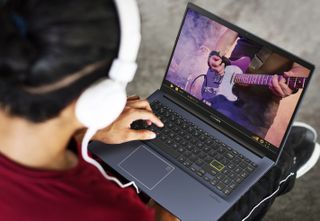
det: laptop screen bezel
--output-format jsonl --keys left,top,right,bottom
{"left": 159, "top": 2, "right": 315, "bottom": 162}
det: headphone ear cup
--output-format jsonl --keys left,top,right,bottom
{"left": 75, "top": 79, "right": 127, "bottom": 130}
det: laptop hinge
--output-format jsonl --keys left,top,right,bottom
{"left": 161, "top": 93, "right": 265, "bottom": 159}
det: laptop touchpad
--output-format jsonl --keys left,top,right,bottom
{"left": 119, "top": 145, "right": 174, "bottom": 190}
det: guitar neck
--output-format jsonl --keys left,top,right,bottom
{"left": 233, "top": 73, "right": 306, "bottom": 90}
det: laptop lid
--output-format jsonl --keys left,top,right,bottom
{"left": 160, "top": 3, "right": 314, "bottom": 162}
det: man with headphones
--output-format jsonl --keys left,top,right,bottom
{"left": 0, "top": 0, "right": 178, "bottom": 220}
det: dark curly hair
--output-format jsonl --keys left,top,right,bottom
{"left": 0, "top": 0, "right": 120, "bottom": 122}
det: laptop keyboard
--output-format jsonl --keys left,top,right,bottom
{"left": 131, "top": 100, "right": 257, "bottom": 196}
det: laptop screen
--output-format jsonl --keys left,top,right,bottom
{"left": 162, "top": 5, "right": 313, "bottom": 158}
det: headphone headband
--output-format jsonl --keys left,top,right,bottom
{"left": 78, "top": 0, "right": 142, "bottom": 194}
{"left": 109, "top": 0, "right": 141, "bottom": 83}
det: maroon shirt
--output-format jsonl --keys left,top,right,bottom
{"left": 0, "top": 145, "right": 155, "bottom": 221}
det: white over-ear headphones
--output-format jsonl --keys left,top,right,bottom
{"left": 77, "top": 0, "right": 142, "bottom": 193}
{"left": 75, "top": 0, "right": 141, "bottom": 129}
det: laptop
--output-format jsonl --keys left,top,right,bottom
{"left": 89, "top": 3, "right": 314, "bottom": 220}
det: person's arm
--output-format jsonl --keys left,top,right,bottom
{"left": 269, "top": 63, "right": 309, "bottom": 98}
{"left": 215, "top": 29, "right": 239, "bottom": 57}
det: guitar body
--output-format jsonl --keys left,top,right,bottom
{"left": 202, "top": 65, "right": 242, "bottom": 102}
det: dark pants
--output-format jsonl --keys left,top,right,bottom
{"left": 220, "top": 137, "right": 297, "bottom": 220}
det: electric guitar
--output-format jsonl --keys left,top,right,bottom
{"left": 201, "top": 65, "right": 307, "bottom": 102}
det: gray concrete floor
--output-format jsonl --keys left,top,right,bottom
{"left": 127, "top": 0, "right": 320, "bottom": 220}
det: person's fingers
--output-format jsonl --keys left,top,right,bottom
{"left": 215, "top": 64, "right": 222, "bottom": 73}
{"left": 127, "top": 99, "right": 152, "bottom": 112}
{"left": 217, "top": 63, "right": 225, "bottom": 75}
{"left": 209, "top": 61, "right": 217, "bottom": 69}
{"left": 125, "top": 109, "right": 164, "bottom": 127}
{"left": 209, "top": 56, "right": 222, "bottom": 68}
{"left": 125, "top": 100, "right": 161, "bottom": 127}
{"left": 270, "top": 75, "right": 285, "bottom": 97}
{"left": 269, "top": 80, "right": 282, "bottom": 97}
{"left": 278, "top": 78, "right": 292, "bottom": 97}
{"left": 126, "top": 129, "right": 157, "bottom": 141}
{"left": 209, "top": 56, "right": 224, "bottom": 75}
{"left": 211, "top": 63, "right": 224, "bottom": 76}
{"left": 269, "top": 86, "right": 281, "bottom": 97}
{"left": 127, "top": 95, "right": 140, "bottom": 101}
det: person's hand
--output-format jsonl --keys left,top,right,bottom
{"left": 268, "top": 71, "right": 294, "bottom": 98}
{"left": 92, "top": 96, "right": 164, "bottom": 144}
{"left": 208, "top": 55, "right": 225, "bottom": 76}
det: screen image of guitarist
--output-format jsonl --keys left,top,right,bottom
{"left": 165, "top": 8, "right": 310, "bottom": 148}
